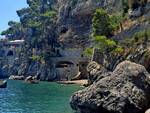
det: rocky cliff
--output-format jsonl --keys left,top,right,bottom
{"left": 1, "top": 0, "right": 150, "bottom": 112}
{"left": 70, "top": 1, "right": 150, "bottom": 113}
{"left": 1, "top": 0, "right": 124, "bottom": 80}
{"left": 1, "top": 0, "right": 150, "bottom": 81}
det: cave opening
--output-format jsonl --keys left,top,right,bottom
{"left": 56, "top": 61, "right": 74, "bottom": 68}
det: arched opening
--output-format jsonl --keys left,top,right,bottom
{"left": 56, "top": 61, "right": 74, "bottom": 68}
{"left": 7, "top": 50, "right": 14, "bottom": 56}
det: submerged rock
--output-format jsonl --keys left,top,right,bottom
{"left": 70, "top": 61, "right": 150, "bottom": 113}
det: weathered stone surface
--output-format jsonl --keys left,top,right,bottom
{"left": 4, "top": 0, "right": 150, "bottom": 82}
{"left": 9, "top": 75, "right": 25, "bottom": 80}
{"left": 70, "top": 61, "right": 150, "bottom": 113}
{"left": 56, "top": 0, "right": 122, "bottom": 48}
{"left": 87, "top": 61, "right": 108, "bottom": 85}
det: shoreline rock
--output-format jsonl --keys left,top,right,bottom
{"left": 70, "top": 61, "right": 150, "bottom": 113}
{"left": 9, "top": 75, "right": 25, "bottom": 80}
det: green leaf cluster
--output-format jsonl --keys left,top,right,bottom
{"left": 92, "top": 9, "right": 113, "bottom": 37}
{"left": 30, "top": 55, "right": 41, "bottom": 61}
{"left": 83, "top": 48, "right": 93, "bottom": 57}
{"left": 112, "top": 47, "right": 124, "bottom": 54}
{"left": 93, "top": 35, "right": 117, "bottom": 52}
{"left": 92, "top": 9, "right": 122, "bottom": 53}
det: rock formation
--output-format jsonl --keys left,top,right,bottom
{"left": 70, "top": 61, "right": 150, "bottom": 113}
{"left": 1, "top": 0, "right": 150, "bottom": 81}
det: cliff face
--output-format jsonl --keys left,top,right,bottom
{"left": 55, "top": 0, "right": 122, "bottom": 48}
{"left": 70, "top": 1, "right": 150, "bottom": 113}
{"left": 6, "top": 0, "right": 124, "bottom": 80}
{"left": 2, "top": 0, "right": 150, "bottom": 81}
{"left": 70, "top": 61, "right": 150, "bottom": 113}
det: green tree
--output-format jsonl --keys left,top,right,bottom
{"left": 93, "top": 35, "right": 117, "bottom": 52}
{"left": 92, "top": 9, "right": 113, "bottom": 37}
{"left": 1, "top": 0, "right": 59, "bottom": 62}
{"left": 1, "top": 21, "right": 26, "bottom": 40}
{"left": 92, "top": 9, "right": 119, "bottom": 53}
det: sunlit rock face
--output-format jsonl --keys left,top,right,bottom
{"left": 70, "top": 61, "right": 150, "bottom": 113}
{"left": 9, "top": 0, "right": 123, "bottom": 81}
{"left": 56, "top": 0, "right": 122, "bottom": 48}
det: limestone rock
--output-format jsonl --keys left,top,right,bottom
{"left": 56, "top": 0, "right": 122, "bottom": 48}
{"left": 9, "top": 75, "right": 25, "bottom": 80}
{"left": 70, "top": 61, "right": 150, "bottom": 113}
{"left": 87, "top": 61, "right": 108, "bottom": 85}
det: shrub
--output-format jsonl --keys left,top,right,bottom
{"left": 30, "top": 55, "right": 41, "bottom": 61}
{"left": 93, "top": 35, "right": 117, "bottom": 52}
{"left": 92, "top": 9, "right": 113, "bottom": 37}
{"left": 83, "top": 48, "right": 93, "bottom": 57}
{"left": 112, "top": 47, "right": 124, "bottom": 54}
{"left": 92, "top": 9, "right": 125, "bottom": 54}
{"left": 110, "top": 14, "right": 124, "bottom": 31}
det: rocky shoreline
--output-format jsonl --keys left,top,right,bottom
{"left": 1, "top": 0, "right": 150, "bottom": 113}
{"left": 70, "top": 61, "right": 150, "bottom": 113}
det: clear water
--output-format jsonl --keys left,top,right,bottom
{"left": 0, "top": 80, "right": 82, "bottom": 113}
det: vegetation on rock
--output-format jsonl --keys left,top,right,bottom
{"left": 92, "top": 9, "right": 124, "bottom": 54}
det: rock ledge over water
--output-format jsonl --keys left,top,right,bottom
{"left": 70, "top": 61, "right": 150, "bottom": 113}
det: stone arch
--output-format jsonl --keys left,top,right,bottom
{"left": 7, "top": 50, "right": 14, "bottom": 56}
{"left": 55, "top": 61, "right": 74, "bottom": 68}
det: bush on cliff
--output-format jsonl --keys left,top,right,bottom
{"left": 83, "top": 48, "right": 93, "bottom": 57}
{"left": 92, "top": 9, "right": 113, "bottom": 37}
{"left": 92, "top": 9, "right": 123, "bottom": 53}
{"left": 30, "top": 55, "right": 41, "bottom": 61}
{"left": 93, "top": 35, "right": 117, "bottom": 52}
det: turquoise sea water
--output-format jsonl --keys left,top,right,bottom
{"left": 0, "top": 80, "right": 82, "bottom": 113}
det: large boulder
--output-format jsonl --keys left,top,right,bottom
{"left": 70, "top": 61, "right": 150, "bottom": 113}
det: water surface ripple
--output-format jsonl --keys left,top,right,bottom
{"left": 0, "top": 80, "right": 82, "bottom": 113}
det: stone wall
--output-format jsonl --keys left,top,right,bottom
{"left": 51, "top": 48, "right": 89, "bottom": 80}
{"left": 0, "top": 40, "right": 24, "bottom": 78}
